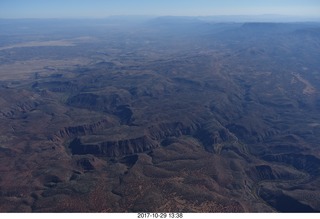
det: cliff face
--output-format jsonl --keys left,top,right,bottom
{"left": 66, "top": 91, "right": 131, "bottom": 113}
{"left": 57, "top": 119, "right": 113, "bottom": 138}
{"left": 70, "top": 135, "right": 158, "bottom": 157}
{"left": 0, "top": 96, "right": 40, "bottom": 119}
{"left": 68, "top": 120, "right": 237, "bottom": 157}
{"left": 148, "top": 121, "right": 200, "bottom": 140}
{"left": 262, "top": 153, "right": 320, "bottom": 177}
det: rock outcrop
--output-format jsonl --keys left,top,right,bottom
{"left": 68, "top": 119, "right": 239, "bottom": 157}
{"left": 57, "top": 119, "right": 113, "bottom": 138}
{"left": 69, "top": 135, "right": 158, "bottom": 157}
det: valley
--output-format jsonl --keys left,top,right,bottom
{"left": 0, "top": 18, "right": 320, "bottom": 212}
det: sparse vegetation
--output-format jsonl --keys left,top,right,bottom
{"left": 0, "top": 18, "right": 320, "bottom": 212}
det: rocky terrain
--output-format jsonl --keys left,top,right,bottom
{"left": 0, "top": 18, "right": 320, "bottom": 212}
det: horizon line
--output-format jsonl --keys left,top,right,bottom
{"left": 1, "top": 14, "right": 320, "bottom": 20}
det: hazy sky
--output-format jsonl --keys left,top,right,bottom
{"left": 1, "top": 0, "right": 320, "bottom": 18}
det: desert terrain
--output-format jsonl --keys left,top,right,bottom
{"left": 0, "top": 18, "right": 320, "bottom": 212}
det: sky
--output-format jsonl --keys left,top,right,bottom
{"left": 0, "top": 0, "right": 320, "bottom": 19}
